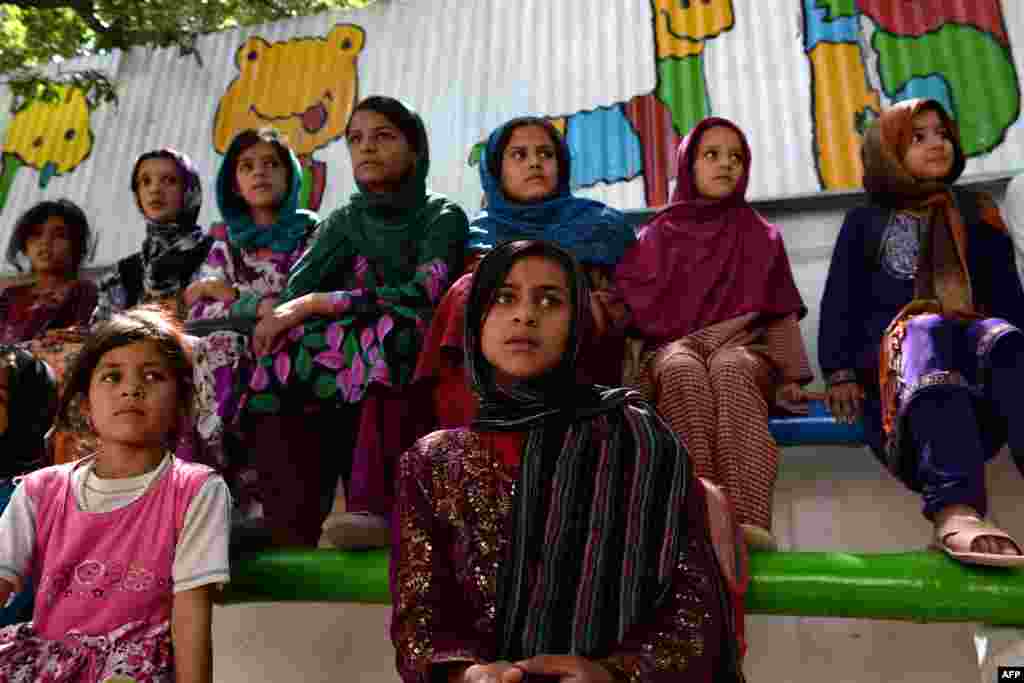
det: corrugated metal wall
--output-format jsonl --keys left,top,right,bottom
{"left": 2, "top": 0, "right": 1023, "bottom": 271}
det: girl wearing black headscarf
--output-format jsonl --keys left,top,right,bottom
{"left": 390, "top": 241, "right": 743, "bottom": 683}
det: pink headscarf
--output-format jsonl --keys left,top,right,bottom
{"left": 615, "top": 117, "right": 805, "bottom": 344}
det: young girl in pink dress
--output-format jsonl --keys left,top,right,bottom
{"left": 0, "top": 307, "right": 231, "bottom": 682}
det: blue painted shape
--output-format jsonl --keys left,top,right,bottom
{"left": 38, "top": 161, "right": 58, "bottom": 189}
{"left": 803, "top": 0, "right": 861, "bottom": 52}
{"left": 891, "top": 75, "right": 954, "bottom": 118}
{"left": 564, "top": 104, "right": 644, "bottom": 189}
{"left": 769, "top": 399, "right": 865, "bottom": 446}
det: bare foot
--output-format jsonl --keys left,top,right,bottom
{"left": 934, "top": 505, "right": 1022, "bottom": 556}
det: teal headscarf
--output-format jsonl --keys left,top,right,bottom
{"left": 216, "top": 131, "right": 318, "bottom": 254}
{"left": 284, "top": 97, "right": 452, "bottom": 300}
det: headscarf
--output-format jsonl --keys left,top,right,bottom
{"left": 866, "top": 99, "right": 978, "bottom": 442}
{"left": 215, "top": 131, "right": 317, "bottom": 254}
{"left": 465, "top": 240, "right": 691, "bottom": 659}
{"left": 862, "top": 98, "right": 973, "bottom": 316}
{"left": 0, "top": 346, "right": 57, "bottom": 480}
{"left": 284, "top": 96, "right": 453, "bottom": 299}
{"left": 131, "top": 149, "right": 212, "bottom": 301}
{"left": 614, "top": 117, "right": 806, "bottom": 343}
{"left": 466, "top": 118, "right": 635, "bottom": 266}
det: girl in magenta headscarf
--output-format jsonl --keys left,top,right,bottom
{"left": 615, "top": 117, "right": 815, "bottom": 550}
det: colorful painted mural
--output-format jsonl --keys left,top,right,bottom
{"left": 213, "top": 23, "right": 365, "bottom": 211}
{"left": 470, "top": 0, "right": 1021, "bottom": 200}
{"left": 469, "top": 0, "right": 735, "bottom": 206}
{"left": 803, "top": 0, "right": 1020, "bottom": 190}
{"left": 0, "top": 86, "right": 95, "bottom": 214}
{"left": 2, "top": 0, "right": 1023, "bottom": 272}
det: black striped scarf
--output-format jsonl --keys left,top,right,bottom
{"left": 465, "top": 240, "right": 691, "bottom": 659}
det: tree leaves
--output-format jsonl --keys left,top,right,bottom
{"left": 0, "top": 0, "right": 381, "bottom": 103}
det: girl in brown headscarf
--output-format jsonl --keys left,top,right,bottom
{"left": 819, "top": 99, "right": 1024, "bottom": 567}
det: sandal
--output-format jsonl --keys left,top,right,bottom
{"left": 320, "top": 512, "right": 391, "bottom": 550}
{"left": 930, "top": 515, "right": 1024, "bottom": 568}
{"left": 740, "top": 523, "right": 778, "bottom": 552}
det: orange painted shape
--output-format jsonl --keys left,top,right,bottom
{"left": 652, "top": 0, "right": 734, "bottom": 59}
{"left": 808, "top": 42, "right": 881, "bottom": 190}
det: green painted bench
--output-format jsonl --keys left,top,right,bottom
{"left": 222, "top": 548, "right": 1024, "bottom": 626}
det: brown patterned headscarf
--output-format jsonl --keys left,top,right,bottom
{"left": 861, "top": 98, "right": 973, "bottom": 316}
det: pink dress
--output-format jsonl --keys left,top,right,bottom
{"left": 0, "top": 459, "right": 212, "bottom": 683}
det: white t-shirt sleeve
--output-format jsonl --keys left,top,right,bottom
{"left": 173, "top": 475, "right": 232, "bottom": 593}
{"left": 0, "top": 483, "right": 37, "bottom": 593}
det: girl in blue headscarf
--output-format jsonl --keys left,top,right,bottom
{"left": 414, "top": 116, "right": 637, "bottom": 428}
{"left": 184, "top": 128, "right": 317, "bottom": 480}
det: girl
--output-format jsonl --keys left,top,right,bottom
{"left": 0, "top": 307, "right": 232, "bottom": 681}
{"left": 91, "top": 149, "right": 211, "bottom": 324}
{"left": 240, "top": 96, "right": 468, "bottom": 548}
{"left": 615, "top": 118, "right": 815, "bottom": 551}
{"left": 0, "top": 346, "right": 57, "bottom": 627}
{"left": 1, "top": 199, "right": 97, "bottom": 344}
{"left": 415, "top": 116, "right": 636, "bottom": 430}
{"left": 392, "top": 240, "right": 744, "bottom": 683}
{"left": 184, "top": 128, "right": 317, "bottom": 478}
{"left": 819, "top": 99, "right": 1024, "bottom": 567}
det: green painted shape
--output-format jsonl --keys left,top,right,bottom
{"left": 747, "top": 551, "right": 1024, "bottom": 625}
{"left": 656, "top": 55, "right": 709, "bottom": 139}
{"left": 222, "top": 549, "right": 1024, "bottom": 626}
{"left": 467, "top": 142, "right": 485, "bottom": 166}
{"left": 0, "top": 153, "right": 23, "bottom": 213}
{"left": 873, "top": 24, "right": 1020, "bottom": 156}
{"left": 300, "top": 164, "right": 313, "bottom": 210}
{"left": 222, "top": 549, "right": 391, "bottom": 604}
{"left": 815, "top": 0, "right": 858, "bottom": 21}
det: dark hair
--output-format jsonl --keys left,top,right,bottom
{"left": 488, "top": 117, "right": 570, "bottom": 196}
{"left": 465, "top": 239, "right": 585, "bottom": 393}
{"left": 220, "top": 128, "right": 295, "bottom": 218}
{"left": 0, "top": 345, "right": 57, "bottom": 478}
{"left": 57, "top": 306, "right": 193, "bottom": 431}
{"left": 346, "top": 96, "right": 425, "bottom": 159}
{"left": 131, "top": 149, "right": 202, "bottom": 226}
{"left": 5, "top": 198, "right": 92, "bottom": 273}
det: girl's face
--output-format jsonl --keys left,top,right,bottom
{"left": 499, "top": 125, "right": 559, "bottom": 204}
{"left": 481, "top": 255, "right": 571, "bottom": 384}
{"left": 0, "top": 365, "right": 9, "bottom": 436}
{"left": 83, "top": 341, "right": 181, "bottom": 450}
{"left": 692, "top": 125, "right": 745, "bottom": 200}
{"left": 136, "top": 157, "right": 186, "bottom": 224}
{"left": 235, "top": 141, "right": 289, "bottom": 215}
{"left": 24, "top": 215, "right": 75, "bottom": 277}
{"left": 346, "top": 109, "right": 417, "bottom": 193}
{"left": 903, "top": 108, "right": 955, "bottom": 181}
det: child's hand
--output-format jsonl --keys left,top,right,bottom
{"left": 776, "top": 382, "right": 807, "bottom": 405}
{"left": 460, "top": 662, "right": 525, "bottom": 683}
{"left": 252, "top": 296, "right": 312, "bottom": 356}
{"left": 257, "top": 297, "right": 280, "bottom": 319}
{"left": 826, "top": 381, "right": 864, "bottom": 424}
{"left": 184, "top": 279, "right": 237, "bottom": 306}
{"left": 514, "top": 655, "right": 614, "bottom": 683}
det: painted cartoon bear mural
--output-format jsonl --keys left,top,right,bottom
{"left": 213, "top": 23, "right": 366, "bottom": 211}
{"left": 0, "top": 86, "right": 95, "bottom": 215}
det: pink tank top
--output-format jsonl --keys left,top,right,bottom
{"left": 22, "top": 457, "right": 213, "bottom": 640}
